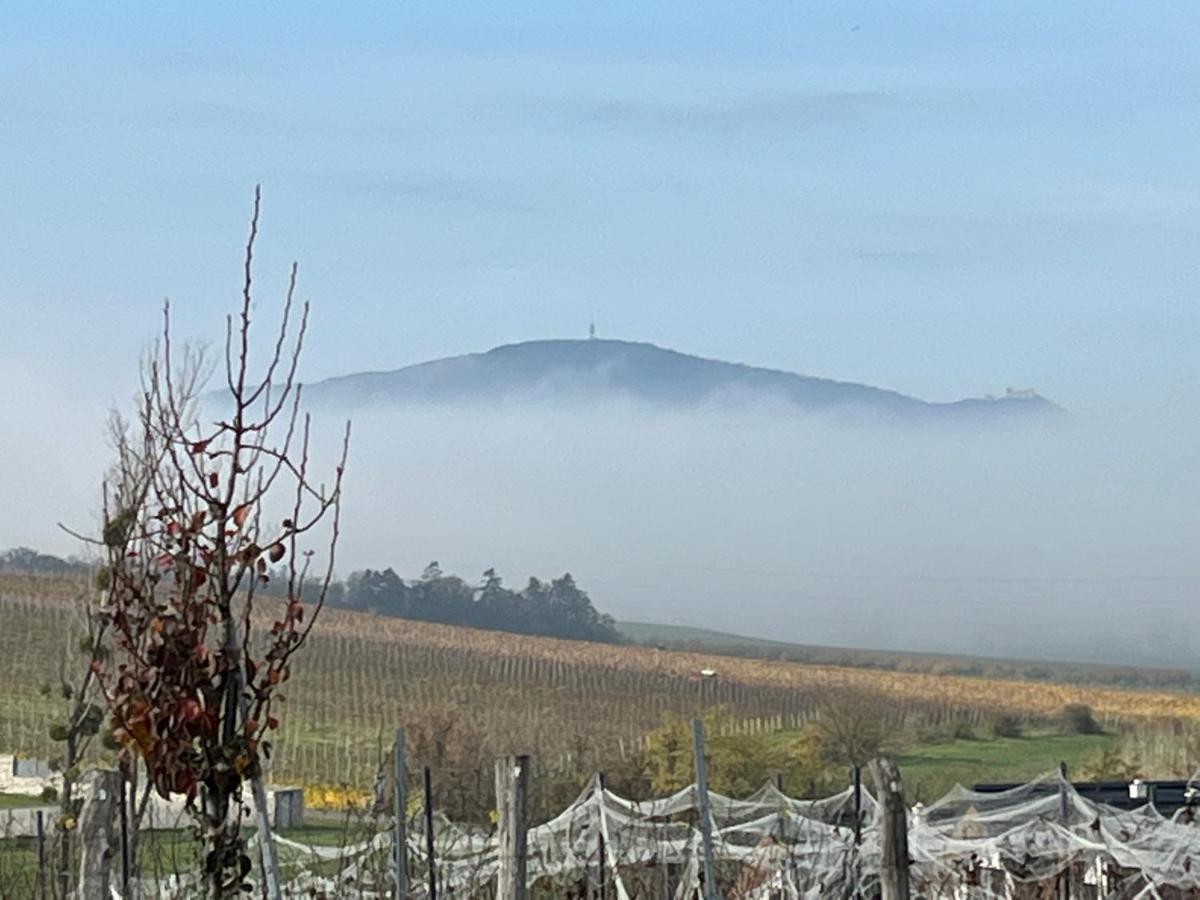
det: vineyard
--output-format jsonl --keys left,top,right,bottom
{"left": 3, "top": 572, "right": 1198, "bottom": 816}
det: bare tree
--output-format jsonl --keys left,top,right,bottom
{"left": 86, "top": 187, "right": 349, "bottom": 897}
{"left": 814, "top": 685, "right": 896, "bottom": 770}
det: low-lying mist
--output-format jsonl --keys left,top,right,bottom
{"left": 300, "top": 396, "right": 1199, "bottom": 669}
{"left": 7, "top": 381, "right": 1197, "bottom": 669}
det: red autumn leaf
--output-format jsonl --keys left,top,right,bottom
{"left": 268, "top": 543, "right": 285, "bottom": 563}
{"left": 190, "top": 439, "right": 209, "bottom": 455}
{"left": 208, "top": 472, "right": 219, "bottom": 489}
{"left": 266, "top": 716, "right": 279, "bottom": 731}
{"left": 232, "top": 504, "right": 250, "bottom": 528}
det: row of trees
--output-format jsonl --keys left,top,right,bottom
{"left": 337, "top": 564, "right": 622, "bottom": 643}
{"left": 4, "top": 542, "right": 625, "bottom": 646}
{"left": 0, "top": 546, "right": 88, "bottom": 574}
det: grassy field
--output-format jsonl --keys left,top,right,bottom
{"left": 898, "top": 732, "right": 1116, "bottom": 802}
{"left": 2, "top": 573, "right": 1196, "bottom": 815}
{"left": 0, "top": 792, "right": 45, "bottom": 810}
{"left": 755, "top": 725, "right": 1119, "bottom": 803}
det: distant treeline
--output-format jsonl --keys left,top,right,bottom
{"left": 0, "top": 547, "right": 89, "bottom": 575}
{"left": 330, "top": 563, "right": 622, "bottom": 643}
{"left": 1, "top": 545, "right": 620, "bottom": 645}
{"left": 3, "top": 546, "right": 1194, "bottom": 688}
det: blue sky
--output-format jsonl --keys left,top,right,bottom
{"left": 2, "top": 4, "right": 1198, "bottom": 659}
{"left": 2, "top": 2, "right": 1195, "bottom": 411}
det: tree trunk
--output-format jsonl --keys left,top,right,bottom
{"left": 203, "top": 785, "right": 237, "bottom": 900}
{"left": 208, "top": 610, "right": 242, "bottom": 899}
{"left": 77, "top": 769, "right": 120, "bottom": 900}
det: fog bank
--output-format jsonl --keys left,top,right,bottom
{"left": 6, "top": 380, "right": 1197, "bottom": 668}
{"left": 307, "top": 397, "right": 1199, "bottom": 668}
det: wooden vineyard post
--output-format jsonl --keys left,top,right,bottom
{"left": 869, "top": 758, "right": 910, "bottom": 900}
{"left": 852, "top": 764, "right": 864, "bottom": 900}
{"left": 852, "top": 764, "right": 863, "bottom": 846}
{"left": 495, "top": 755, "right": 530, "bottom": 900}
{"left": 1058, "top": 761, "right": 1070, "bottom": 822}
{"left": 128, "top": 758, "right": 141, "bottom": 896}
{"left": 35, "top": 809, "right": 46, "bottom": 900}
{"left": 232, "top": 635, "right": 283, "bottom": 900}
{"left": 596, "top": 772, "right": 609, "bottom": 900}
{"left": 118, "top": 768, "right": 130, "bottom": 898}
{"left": 249, "top": 774, "right": 283, "bottom": 900}
{"left": 77, "top": 768, "right": 120, "bottom": 900}
{"left": 691, "top": 718, "right": 718, "bottom": 900}
{"left": 424, "top": 766, "right": 438, "bottom": 900}
{"left": 394, "top": 728, "right": 407, "bottom": 900}
{"left": 1058, "top": 761, "right": 1071, "bottom": 900}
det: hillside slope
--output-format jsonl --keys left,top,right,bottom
{"left": 300, "top": 338, "right": 1061, "bottom": 425}
{"left": 2, "top": 574, "right": 1194, "bottom": 803}
{"left": 618, "top": 621, "right": 1196, "bottom": 690}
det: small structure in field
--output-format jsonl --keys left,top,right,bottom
{"left": 272, "top": 787, "right": 305, "bottom": 830}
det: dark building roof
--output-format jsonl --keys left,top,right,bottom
{"left": 972, "top": 779, "right": 1197, "bottom": 817}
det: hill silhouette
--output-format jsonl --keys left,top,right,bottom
{"left": 300, "top": 338, "right": 1060, "bottom": 424}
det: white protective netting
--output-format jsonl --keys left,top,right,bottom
{"left": 235, "top": 769, "right": 1200, "bottom": 898}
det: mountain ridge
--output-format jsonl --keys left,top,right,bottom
{"left": 296, "top": 338, "right": 1061, "bottom": 425}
